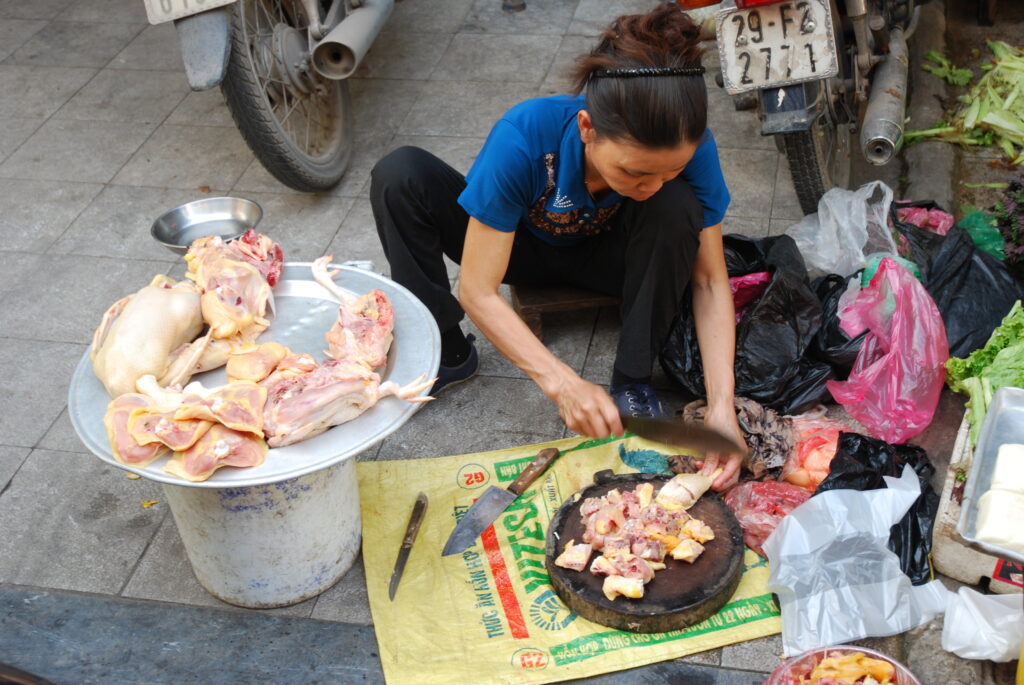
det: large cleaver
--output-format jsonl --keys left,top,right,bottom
{"left": 620, "top": 413, "right": 747, "bottom": 456}
{"left": 442, "top": 447, "right": 560, "bottom": 557}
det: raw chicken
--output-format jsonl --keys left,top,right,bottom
{"left": 602, "top": 575, "right": 644, "bottom": 601}
{"left": 262, "top": 358, "right": 433, "bottom": 447}
{"left": 135, "top": 374, "right": 267, "bottom": 437}
{"left": 553, "top": 540, "right": 592, "bottom": 572}
{"left": 185, "top": 234, "right": 276, "bottom": 341}
{"left": 127, "top": 409, "right": 212, "bottom": 452}
{"left": 91, "top": 275, "right": 203, "bottom": 398}
{"left": 655, "top": 473, "right": 712, "bottom": 511}
{"left": 670, "top": 538, "right": 705, "bottom": 563}
{"left": 226, "top": 342, "right": 290, "bottom": 383}
{"left": 104, "top": 394, "right": 171, "bottom": 467}
{"left": 312, "top": 256, "right": 394, "bottom": 369}
{"left": 228, "top": 229, "right": 284, "bottom": 286}
{"left": 164, "top": 423, "right": 268, "bottom": 482}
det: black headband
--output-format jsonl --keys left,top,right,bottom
{"left": 591, "top": 65, "right": 705, "bottom": 78}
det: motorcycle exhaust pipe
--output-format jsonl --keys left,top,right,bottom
{"left": 312, "top": 0, "right": 394, "bottom": 80}
{"left": 860, "top": 26, "right": 909, "bottom": 166}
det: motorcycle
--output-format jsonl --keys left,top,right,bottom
{"left": 683, "top": 0, "right": 919, "bottom": 216}
{"left": 142, "top": 0, "right": 393, "bottom": 192}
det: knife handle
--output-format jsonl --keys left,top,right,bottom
{"left": 401, "top": 492, "right": 429, "bottom": 549}
{"left": 507, "top": 448, "right": 560, "bottom": 497}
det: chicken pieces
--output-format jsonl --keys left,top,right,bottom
{"left": 312, "top": 256, "right": 395, "bottom": 369}
{"left": 91, "top": 275, "right": 204, "bottom": 398}
{"left": 554, "top": 475, "right": 716, "bottom": 601}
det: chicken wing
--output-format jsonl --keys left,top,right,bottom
{"left": 312, "top": 256, "right": 394, "bottom": 369}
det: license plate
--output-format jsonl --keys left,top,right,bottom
{"left": 143, "top": 0, "right": 236, "bottom": 25}
{"left": 715, "top": 0, "right": 839, "bottom": 94}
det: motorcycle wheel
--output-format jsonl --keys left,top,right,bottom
{"left": 781, "top": 97, "right": 853, "bottom": 217}
{"left": 222, "top": 0, "right": 353, "bottom": 192}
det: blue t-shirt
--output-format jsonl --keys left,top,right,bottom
{"left": 458, "top": 94, "right": 730, "bottom": 246}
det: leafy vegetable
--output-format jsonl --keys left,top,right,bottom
{"left": 906, "top": 41, "right": 1024, "bottom": 166}
{"left": 922, "top": 50, "right": 974, "bottom": 86}
{"left": 946, "top": 301, "right": 1024, "bottom": 445}
{"left": 993, "top": 172, "right": 1024, "bottom": 277}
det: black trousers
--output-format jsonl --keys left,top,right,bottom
{"left": 370, "top": 146, "right": 704, "bottom": 380}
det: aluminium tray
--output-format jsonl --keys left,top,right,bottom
{"left": 68, "top": 262, "right": 440, "bottom": 489}
{"left": 956, "top": 385, "right": 1024, "bottom": 565}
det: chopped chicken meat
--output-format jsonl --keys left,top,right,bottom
{"left": 680, "top": 519, "right": 715, "bottom": 544}
{"left": 655, "top": 473, "right": 713, "bottom": 512}
{"left": 602, "top": 575, "right": 644, "bottom": 601}
{"left": 553, "top": 539, "right": 592, "bottom": 572}
{"left": 312, "top": 256, "right": 395, "bottom": 369}
{"left": 104, "top": 394, "right": 171, "bottom": 467}
{"left": 164, "top": 424, "right": 267, "bottom": 482}
{"left": 127, "top": 408, "right": 212, "bottom": 452}
{"left": 91, "top": 275, "right": 203, "bottom": 398}
{"left": 670, "top": 538, "right": 705, "bottom": 563}
{"left": 226, "top": 342, "right": 290, "bottom": 383}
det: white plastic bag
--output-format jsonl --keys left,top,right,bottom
{"left": 763, "top": 464, "right": 950, "bottom": 656}
{"left": 942, "top": 586, "right": 1024, "bottom": 662}
{"left": 785, "top": 181, "right": 898, "bottom": 279}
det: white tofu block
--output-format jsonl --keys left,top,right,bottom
{"left": 976, "top": 488, "right": 1024, "bottom": 555}
{"left": 990, "top": 443, "right": 1024, "bottom": 494}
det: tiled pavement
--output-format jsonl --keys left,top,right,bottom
{"left": 0, "top": 1, "right": 1015, "bottom": 683}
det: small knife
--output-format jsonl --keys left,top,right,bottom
{"left": 621, "top": 413, "right": 747, "bottom": 456}
{"left": 388, "top": 492, "right": 428, "bottom": 600}
{"left": 442, "top": 447, "right": 560, "bottom": 557}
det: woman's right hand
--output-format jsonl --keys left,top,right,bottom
{"left": 551, "top": 375, "right": 623, "bottom": 439}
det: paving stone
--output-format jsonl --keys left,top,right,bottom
{"left": 582, "top": 661, "right": 767, "bottom": 684}
{"left": 323, "top": 199, "right": 390, "bottom": 274}
{"left": 540, "top": 34, "right": 592, "bottom": 95}
{"left": 357, "top": 30, "right": 452, "bottom": 80}
{"left": 387, "top": 133, "right": 485, "bottom": 176}
{"left": 904, "top": 616, "right": 988, "bottom": 685}
{"left": 0, "top": 254, "right": 169, "bottom": 344}
{"left": 51, "top": 184, "right": 225, "bottom": 261}
{"left": 0, "top": 586, "right": 384, "bottom": 684}
{"left": 0, "top": 445, "right": 29, "bottom": 494}
{"left": 721, "top": 633, "right": 785, "bottom": 672}
{"left": 113, "top": 123, "right": 253, "bottom": 190}
{"left": 383, "top": 0, "right": 474, "bottom": 34}
{"left": 579, "top": 305, "right": 620, "bottom": 384}
{"left": 707, "top": 79, "right": 776, "bottom": 152}
{"left": 8, "top": 20, "right": 144, "bottom": 68}
{"left": 718, "top": 148, "right": 778, "bottom": 221}
{"left": 0, "top": 118, "right": 156, "bottom": 184}
{"left": 108, "top": 22, "right": 182, "bottom": 72}
{"left": 432, "top": 33, "right": 560, "bottom": 84}
{"left": 64, "top": 0, "right": 149, "bottom": 23}
{"left": 374, "top": 375, "right": 565, "bottom": 460}
{"left": 769, "top": 218, "right": 796, "bottom": 237}
{"left": 0, "top": 65, "right": 97, "bottom": 119}
{"left": 310, "top": 553, "right": 373, "bottom": 625}
{"left": 349, "top": 78, "right": 427, "bottom": 134}
{"left": 166, "top": 87, "right": 235, "bottom": 128}
{"left": 462, "top": 0, "right": 579, "bottom": 35}
{"left": 398, "top": 80, "right": 540, "bottom": 137}
{"left": 0, "top": 448, "right": 163, "bottom": 593}
{"left": 770, "top": 155, "right": 806, "bottom": 221}
{"left": 55, "top": 68, "right": 188, "bottom": 124}
{"left": 36, "top": 408, "right": 86, "bottom": 454}
{"left": 0, "top": 252, "right": 42, "bottom": 300}
{"left": 229, "top": 191, "right": 353, "bottom": 263}
{"left": 0, "top": 0, "right": 75, "bottom": 19}
{"left": 0, "top": 118, "right": 41, "bottom": 164}
{"left": 722, "top": 215, "right": 770, "bottom": 239}
{"left": 0, "top": 19, "right": 46, "bottom": 62}
{"left": 0, "top": 339, "right": 85, "bottom": 448}
{"left": 233, "top": 128, "right": 395, "bottom": 199}
{"left": 567, "top": 0, "right": 654, "bottom": 36}
{"left": 122, "top": 515, "right": 317, "bottom": 618}
{"left": 0, "top": 179, "right": 103, "bottom": 252}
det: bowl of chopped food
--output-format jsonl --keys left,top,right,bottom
{"left": 765, "top": 646, "right": 922, "bottom": 685}
{"left": 151, "top": 196, "right": 263, "bottom": 254}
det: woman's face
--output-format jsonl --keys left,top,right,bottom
{"left": 578, "top": 110, "right": 698, "bottom": 202}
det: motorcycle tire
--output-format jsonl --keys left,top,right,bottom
{"left": 782, "top": 116, "right": 852, "bottom": 217}
{"left": 221, "top": 0, "right": 354, "bottom": 193}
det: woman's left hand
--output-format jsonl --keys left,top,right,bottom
{"left": 698, "top": 402, "right": 747, "bottom": 491}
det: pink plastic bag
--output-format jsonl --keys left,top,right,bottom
{"left": 826, "top": 259, "right": 949, "bottom": 443}
{"left": 723, "top": 481, "right": 812, "bottom": 557}
{"left": 896, "top": 205, "right": 954, "bottom": 236}
{"left": 780, "top": 416, "right": 850, "bottom": 491}
{"left": 730, "top": 271, "right": 772, "bottom": 323}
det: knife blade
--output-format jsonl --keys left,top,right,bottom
{"left": 621, "top": 413, "right": 747, "bottom": 455}
{"left": 388, "top": 492, "right": 428, "bottom": 600}
{"left": 441, "top": 447, "right": 560, "bottom": 557}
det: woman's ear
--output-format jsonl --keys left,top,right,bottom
{"left": 577, "top": 110, "right": 596, "bottom": 144}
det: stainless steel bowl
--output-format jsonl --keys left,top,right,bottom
{"left": 151, "top": 197, "right": 263, "bottom": 254}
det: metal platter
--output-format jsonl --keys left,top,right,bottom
{"left": 546, "top": 471, "right": 745, "bottom": 634}
{"left": 68, "top": 262, "right": 440, "bottom": 489}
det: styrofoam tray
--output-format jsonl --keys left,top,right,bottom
{"left": 957, "top": 385, "right": 1024, "bottom": 564}
{"left": 68, "top": 262, "right": 440, "bottom": 489}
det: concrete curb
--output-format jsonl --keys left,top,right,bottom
{"left": 903, "top": 0, "right": 956, "bottom": 211}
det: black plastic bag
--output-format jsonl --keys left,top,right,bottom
{"left": 808, "top": 273, "right": 865, "bottom": 378}
{"left": 660, "top": 234, "right": 836, "bottom": 415}
{"left": 893, "top": 201, "right": 1024, "bottom": 358}
{"left": 814, "top": 432, "right": 939, "bottom": 585}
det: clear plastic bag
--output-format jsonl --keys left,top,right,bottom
{"left": 941, "top": 586, "right": 1024, "bottom": 662}
{"left": 785, "top": 181, "right": 898, "bottom": 279}
{"left": 723, "top": 480, "right": 811, "bottom": 556}
{"left": 763, "top": 465, "right": 950, "bottom": 657}
{"left": 826, "top": 258, "right": 949, "bottom": 444}
{"left": 780, "top": 416, "right": 848, "bottom": 491}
